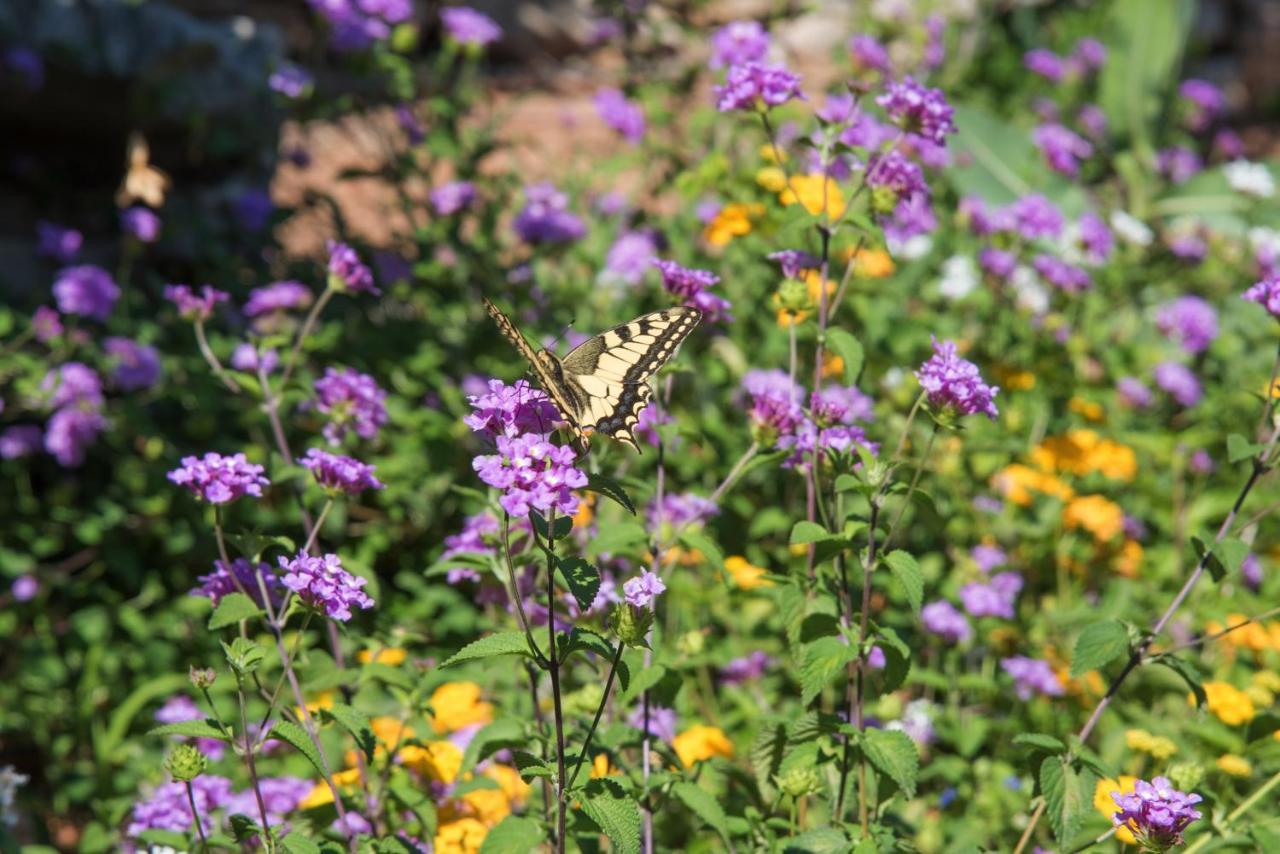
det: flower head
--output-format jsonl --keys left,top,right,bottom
{"left": 1155, "top": 296, "right": 1218, "bottom": 353}
{"left": 168, "top": 452, "right": 269, "bottom": 504}
{"left": 43, "top": 362, "right": 103, "bottom": 410}
{"left": 32, "top": 306, "right": 62, "bottom": 342}
{"left": 849, "top": 34, "right": 890, "bottom": 73}
{"left": 1033, "top": 123, "right": 1092, "bottom": 177}
{"left": 648, "top": 492, "right": 717, "bottom": 532}
{"left": 1243, "top": 276, "right": 1280, "bottom": 319}
{"left": 1224, "top": 159, "right": 1276, "bottom": 198}
{"left": 440, "top": 512, "right": 500, "bottom": 584}
{"left": 127, "top": 776, "right": 233, "bottom": 838}
{"left": 442, "top": 6, "right": 502, "bottom": 46}
{"left": 622, "top": 571, "right": 665, "bottom": 608}
{"left": 594, "top": 88, "right": 645, "bottom": 144}
{"left": 1010, "top": 194, "right": 1064, "bottom": 240}
{"left": 245, "top": 281, "right": 313, "bottom": 317}
{"left": 472, "top": 433, "right": 588, "bottom": 518}
{"left": 768, "top": 249, "right": 819, "bottom": 279}
{"left": 960, "top": 572, "right": 1023, "bottom": 619}
{"left": 714, "top": 62, "right": 803, "bottom": 112}
{"left": 1154, "top": 361, "right": 1202, "bottom": 407}
{"left": 165, "top": 284, "right": 229, "bottom": 322}
{"left": 922, "top": 600, "right": 972, "bottom": 643}
{"left": 300, "top": 447, "right": 384, "bottom": 495}
{"left": 0, "top": 425, "right": 42, "bottom": 460}
{"left": 269, "top": 63, "right": 313, "bottom": 98}
{"left": 1111, "top": 776, "right": 1202, "bottom": 850}
{"left": 104, "top": 337, "right": 162, "bottom": 391}
{"left": 628, "top": 705, "right": 677, "bottom": 742}
{"left": 1157, "top": 146, "right": 1202, "bottom": 184}
{"left": 53, "top": 265, "right": 120, "bottom": 321}
{"left": 513, "top": 183, "right": 586, "bottom": 245}
{"left": 326, "top": 240, "right": 378, "bottom": 295}
{"left": 709, "top": 20, "right": 769, "bottom": 69}
{"left": 603, "top": 231, "right": 660, "bottom": 286}
{"left": 314, "top": 367, "right": 389, "bottom": 444}
{"left": 278, "top": 552, "right": 372, "bottom": 621}
{"left": 44, "top": 408, "right": 106, "bottom": 467}
{"left": 1032, "top": 254, "right": 1092, "bottom": 293}
{"left": 1023, "top": 48, "right": 1064, "bottom": 82}
{"left": 37, "top": 221, "right": 82, "bottom": 262}
{"left": 916, "top": 337, "right": 999, "bottom": 420}
{"left": 192, "top": 558, "right": 282, "bottom": 607}
{"left": 308, "top": 0, "right": 411, "bottom": 51}
{"left": 430, "top": 181, "right": 477, "bottom": 216}
{"left": 465, "top": 378, "right": 561, "bottom": 440}
{"left": 720, "top": 651, "right": 772, "bottom": 685}
{"left": 1179, "top": 78, "right": 1223, "bottom": 131}
{"left": 653, "top": 259, "right": 730, "bottom": 322}
{"left": 876, "top": 76, "right": 955, "bottom": 144}
{"left": 121, "top": 207, "right": 161, "bottom": 242}
{"left": 1001, "top": 655, "right": 1064, "bottom": 700}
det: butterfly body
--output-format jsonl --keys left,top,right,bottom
{"left": 482, "top": 298, "right": 700, "bottom": 453}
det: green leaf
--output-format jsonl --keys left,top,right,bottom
{"left": 1193, "top": 535, "right": 1250, "bottom": 583}
{"left": 619, "top": 664, "right": 667, "bottom": 706}
{"left": 319, "top": 703, "right": 376, "bottom": 763}
{"left": 790, "top": 521, "right": 829, "bottom": 546}
{"left": 480, "top": 816, "right": 544, "bottom": 854}
{"left": 530, "top": 510, "right": 573, "bottom": 541}
{"left": 1039, "top": 755, "right": 1087, "bottom": 843}
{"left": 228, "top": 814, "right": 261, "bottom": 843}
{"left": 862, "top": 728, "right": 918, "bottom": 797}
{"left": 1153, "top": 654, "right": 1206, "bottom": 707}
{"left": 1013, "top": 733, "right": 1067, "bottom": 754}
{"left": 782, "top": 827, "right": 851, "bottom": 853}
{"left": 148, "top": 719, "right": 231, "bottom": 741}
{"left": 556, "top": 557, "right": 601, "bottom": 612}
{"left": 580, "top": 779, "right": 641, "bottom": 854}
{"left": 749, "top": 718, "right": 788, "bottom": 797}
{"left": 136, "top": 830, "right": 191, "bottom": 849}
{"left": 588, "top": 520, "right": 649, "bottom": 559}
{"left": 586, "top": 473, "right": 636, "bottom": 515}
{"left": 800, "top": 637, "right": 855, "bottom": 706}
{"left": 948, "top": 103, "right": 1037, "bottom": 203}
{"left": 512, "top": 750, "right": 552, "bottom": 780}
{"left": 269, "top": 721, "right": 328, "bottom": 781}
{"left": 824, "top": 329, "right": 864, "bottom": 385}
{"left": 875, "top": 626, "right": 911, "bottom": 693}
{"left": 1227, "top": 433, "right": 1265, "bottom": 463}
{"left": 208, "top": 592, "right": 263, "bottom": 630}
{"left": 882, "top": 551, "right": 923, "bottom": 613}
{"left": 279, "top": 833, "right": 322, "bottom": 854}
{"left": 672, "top": 781, "right": 731, "bottom": 840}
{"left": 679, "top": 530, "right": 725, "bottom": 571}
{"left": 1070, "top": 620, "right": 1129, "bottom": 677}
{"left": 443, "top": 631, "right": 534, "bottom": 667}
{"left": 462, "top": 718, "right": 528, "bottom": 773}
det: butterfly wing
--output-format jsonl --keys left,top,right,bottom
{"left": 559, "top": 306, "right": 701, "bottom": 451}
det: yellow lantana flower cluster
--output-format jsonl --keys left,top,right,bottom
{"left": 703, "top": 203, "right": 763, "bottom": 247}
{"left": 430, "top": 682, "right": 494, "bottom": 734}
{"left": 1093, "top": 776, "right": 1139, "bottom": 845}
{"left": 1125, "top": 728, "right": 1178, "bottom": 759}
{"left": 1030, "top": 430, "right": 1137, "bottom": 482}
{"left": 673, "top": 725, "right": 735, "bottom": 768}
{"left": 778, "top": 174, "right": 846, "bottom": 218}
{"left": 1061, "top": 494, "right": 1126, "bottom": 542}
{"left": 725, "top": 555, "right": 773, "bottom": 590}
{"left": 1204, "top": 614, "right": 1280, "bottom": 654}
{"left": 1194, "top": 681, "right": 1256, "bottom": 725}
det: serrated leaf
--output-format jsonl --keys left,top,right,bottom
{"left": 269, "top": 720, "right": 328, "bottom": 781}
{"left": 480, "top": 815, "right": 544, "bottom": 854}
{"left": 882, "top": 550, "right": 923, "bottom": 613}
{"left": 1071, "top": 620, "right": 1129, "bottom": 677}
{"left": 228, "top": 813, "right": 261, "bottom": 843}
{"left": 581, "top": 779, "right": 641, "bottom": 854}
{"left": 1192, "top": 534, "right": 1248, "bottom": 584}
{"left": 800, "top": 637, "right": 855, "bottom": 706}
{"left": 279, "top": 833, "right": 322, "bottom": 854}
{"left": 586, "top": 473, "right": 636, "bottom": 515}
{"left": 825, "top": 329, "right": 864, "bottom": 385}
{"left": 750, "top": 718, "right": 788, "bottom": 797}
{"left": 530, "top": 510, "right": 573, "bottom": 541}
{"left": 1013, "top": 733, "right": 1067, "bottom": 754}
{"left": 679, "top": 530, "right": 725, "bottom": 571}
{"left": 875, "top": 626, "right": 911, "bottom": 692}
{"left": 148, "top": 718, "right": 230, "bottom": 741}
{"left": 320, "top": 703, "right": 376, "bottom": 763}
{"left": 672, "top": 781, "right": 731, "bottom": 839}
{"left": 442, "top": 631, "right": 533, "bottom": 667}
{"left": 556, "top": 556, "right": 601, "bottom": 612}
{"left": 862, "top": 728, "right": 918, "bottom": 797}
{"left": 790, "top": 521, "right": 829, "bottom": 546}
{"left": 511, "top": 750, "right": 551, "bottom": 780}
{"left": 1227, "top": 433, "right": 1264, "bottom": 463}
{"left": 208, "top": 592, "right": 263, "bottom": 630}
{"left": 1039, "top": 755, "right": 1086, "bottom": 843}
{"left": 1154, "top": 654, "right": 1206, "bottom": 707}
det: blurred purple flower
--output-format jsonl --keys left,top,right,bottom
{"left": 168, "top": 452, "right": 270, "bottom": 503}
{"left": 192, "top": 558, "right": 282, "bottom": 607}
{"left": 301, "top": 447, "right": 384, "bottom": 495}
{"left": 442, "top": 6, "right": 502, "bottom": 46}
{"left": 279, "top": 552, "right": 373, "bottom": 621}
{"left": 53, "top": 265, "right": 119, "bottom": 322}
{"left": 104, "top": 337, "right": 162, "bottom": 391}
{"left": 1178, "top": 79, "right": 1224, "bottom": 132}
{"left": 603, "top": 231, "right": 660, "bottom": 286}
{"left": 1157, "top": 146, "right": 1202, "bottom": 184}
{"left": 1242, "top": 276, "right": 1280, "bottom": 319}
{"left": 1001, "top": 656, "right": 1064, "bottom": 700}
{"left": 32, "top": 306, "right": 62, "bottom": 342}
{"left": 720, "top": 651, "right": 772, "bottom": 685}
{"left": 815, "top": 92, "right": 856, "bottom": 125}
{"left": 11, "top": 575, "right": 38, "bottom": 601}
{"left": 245, "top": 281, "right": 313, "bottom": 317}
{"left": 1077, "top": 104, "right": 1108, "bottom": 140}
{"left": 121, "top": 207, "right": 161, "bottom": 243}
{"left": 709, "top": 20, "right": 769, "bottom": 69}
{"left": 916, "top": 337, "right": 999, "bottom": 419}
{"left": 1009, "top": 194, "right": 1064, "bottom": 240}
{"left": 472, "top": 434, "right": 587, "bottom": 518}
{"left": 1116, "top": 376, "right": 1153, "bottom": 408}
{"left": 1070, "top": 38, "right": 1106, "bottom": 72}
{"left": 971, "top": 544, "right": 1007, "bottom": 572}
{"left": 1155, "top": 296, "right": 1218, "bottom": 354}
{"left": 884, "top": 193, "right": 937, "bottom": 242}
{"left": 45, "top": 408, "right": 106, "bottom": 467}
{"left": 1215, "top": 128, "right": 1245, "bottom": 159}
{"left": 628, "top": 705, "right": 676, "bottom": 742}
{"left": 396, "top": 104, "right": 425, "bottom": 145}
{"left": 327, "top": 240, "right": 379, "bottom": 295}
{"left": 1023, "top": 49, "right": 1064, "bottom": 82}
{"left": 0, "top": 425, "right": 43, "bottom": 459}
{"left": 165, "top": 284, "right": 228, "bottom": 322}
{"left": 1033, "top": 254, "right": 1091, "bottom": 293}
{"left": 634, "top": 404, "right": 672, "bottom": 449}
{"left": 978, "top": 247, "right": 1016, "bottom": 279}
{"left": 37, "top": 221, "right": 82, "bottom": 262}
{"left": 767, "top": 249, "right": 818, "bottom": 279}
{"left": 1188, "top": 449, "right": 1215, "bottom": 474}
{"left": 1033, "top": 123, "right": 1092, "bottom": 177}
{"left": 43, "top": 363, "right": 103, "bottom": 410}
{"left": 1153, "top": 361, "right": 1202, "bottom": 407}
{"left": 840, "top": 113, "right": 896, "bottom": 150}
{"left": 269, "top": 63, "right": 313, "bottom": 98}
{"left": 876, "top": 76, "right": 955, "bottom": 144}
{"left": 1077, "top": 211, "right": 1113, "bottom": 263}
{"left": 848, "top": 34, "right": 890, "bottom": 72}
{"left": 230, "top": 343, "right": 280, "bottom": 375}
{"left": 465, "top": 378, "right": 560, "bottom": 440}
{"left": 594, "top": 88, "right": 645, "bottom": 144}
{"left": 648, "top": 492, "right": 717, "bottom": 531}
{"left": 1167, "top": 232, "right": 1208, "bottom": 262}
{"left": 315, "top": 367, "right": 389, "bottom": 444}
{"left": 714, "top": 62, "right": 803, "bottom": 112}
{"left": 128, "top": 776, "right": 233, "bottom": 838}
{"left": 224, "top": 777, "right": 312, "bottom": 826}
{"left": 622, "top": 570, "right": 665, "bottom": 608}
{"left": 867, "top": 150, "right": 926, "bottom": 197}
{"left": 234, "top": 188, "right": 273, "bottom": 232}
{"left": 430, "top": 181, "right": 477, "bottom": 216}
{"left": 1242, "top": 553, "right": 1262, "bottom": 591}
{"left": 513, "top": 183, "right": 586, "bottom": 245}
{"left": 654, "top": 258, "right": 730, "bottom": 322}
{"left": 922, "top": 601, "right": 971, "bottom": 643}
{"left": 959, "top": 572, "right": 1022, "bottom": 618}
{"left": 441, "top": 512, "right": 499, "bottom": 584}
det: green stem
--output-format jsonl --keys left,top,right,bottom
{"left": 185, "top": 780, "right": 210, "bottom": 852}
{"left": 280, "top": 286, "right": 335, "bottom": 391}
{"left": 566, "top": 640, "right": 625, "bottom": 792}
{"left": 194, "top": 320, "right": 239, "bottom": 393}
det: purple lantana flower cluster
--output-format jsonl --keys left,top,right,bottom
{"left": 720, "top": 651, "right": 773, "bottom": 685}
{"left": 915, "top": 338, "right": 1000, "bottom": 420}
{"left": 464, "top": 379, "right": 561, "bottom": 440}
{"left": 709, "top": 20, "right": 769, "bottom": 69}
{"left": 54, "top": 265, "right": 120, "bottom": 322}
{"left": 473, "top": 434, "right": 588, "bottom": 518}
{"left": 300, "top": 447, "right": 384, "bottom": 495}
{"left": 959, "top": 572, "right": 1023, "bottom": 619}
{"left": 307, "top": 0, "right": 411, "bottom": 51}
{"left": 314, "top": 367, "right": 389, "bottom": 444}
{"left": 165, "top": 284, "right": 229, "bottom": 322}
{"left": 513, "top": 183, "right": 587, "bottom": 245}
{"left": 154, "top": 695, "right": 227, "bottom": 760}
{"left": 594, "top": 88, "right": 646, "bottom": 144}
{"left": 921, "top": 600, "right": 972, "bottom": 643}
{"left": 1001, "top": 656, "right": 1064, "bottom": 700}
{"left": 648, "top": 491, "right": 717, "bottom": 533}
{"left": 191, "top": 557, "right": 282, "bottom": 606}
{"left": 876, "top": 76, "right": 956, "bottom": 144}
{"left": 269, "top": 64, "right": 313, "bottom": 99}
{"left": 778, "top": 386, "right": 878, "bottom": 471}
{"left": 326, "top": 240, "right": 378, "bottom": 295}
{"left": 1023, "top": 38, "right": 1106, "bottom": 83}
{"left": 127, "top": 776, "right": 233, "bottom": 838}
{"left": 440, "top": 511, "right": 501, "bottom": 584}
{"left": 1111, "top": 777, "right": 1203, "bottom": 850}
{"left": 714, "top": 62, "right": 803, "bottom": 112}
{"left": 1033, "top": 123, "right": 1093, "bottom": 177}
{"left": 603, "top": 231, "right": 660, "bottom": 286}
{"left": 121, "top": 206, "right": 161, "bottom": 243}
{"left": 622, "top": 570, "right": 665, "bottom": 608}
{"left": 244, "top": 281, "right": 313, "bottom": 317}
{"left": 1243, "top": 275, "right": 1280, "bottom": 319}
{"left": 1155, "top": 296, "right": 1219, "bottom": 354}
{"left": 441, "top": 6, "right": 502, "bottom": 47}
{"left": 168, "top": 452, "right": 270, "bottom": 504}
{"left": 430, "top": 181, "right": 477, "bottom": 217}
{"left": 104, "top": 337, "right": 161, "bottom": 391}
{"left": 653, "top": 259, "right": 730, "bottom": 322}
{"left": 278, "top": 552, "right": 374, "bottom": 621}
{"left": 1153, "top": 361, "right": 1202, "bottom": 408}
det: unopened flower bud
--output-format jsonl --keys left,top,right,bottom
{"left": 612, "top": 603, "right": 653, "bottom": 649}
{"left": 1166, "top": 761, "right": 1203, "bottom": 793}
{"left": 165, "top": 744, "right": 207, "bottom": 782}
{"left": 870, "top": 185, "right": 899, "bottom": 216}
{"left": 777, "top": 766, "right": 822, "bottom": 798}
{"left": 189, "top": 666, "right": 217, "bottom": 689}
{"left": 677, "top": 630, "right": 705, "bottom": 656}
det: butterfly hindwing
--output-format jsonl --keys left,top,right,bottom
{"left": 483, "top": 300, "right": 700, "bottom": 454}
